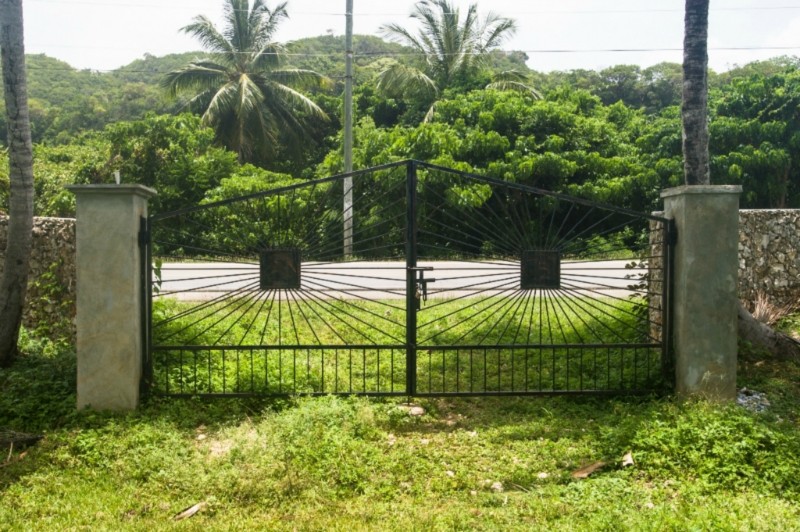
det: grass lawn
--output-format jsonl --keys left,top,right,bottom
{"left": 2, "top": 318, "right": 800, "bottom": 530}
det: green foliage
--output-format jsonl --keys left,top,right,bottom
{"left": 266, "top": 396, "right": 382, "bottom": 496}
{"left": 9, "top": 47, "right": 800, "bottom": 217}
{"left": 0, "top": 332, "right": 76, "bottom": 431}
{"left": 629, "top": 402, "right": 800, "bottom": 497}
{"left": 103, "top": 113, "right": 239, "bottom": 215}
{"left": 322, "top": 88, "right": 659, "bottom": 212}
{"left": 25, "top": 260, "right": 75, "bottom": 341}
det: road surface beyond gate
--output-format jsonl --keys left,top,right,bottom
{"left": 155, "top": 259, "right": 644, "bottom": 302}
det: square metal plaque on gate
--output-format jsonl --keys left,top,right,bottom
{"left": 521, "top": 250, "right": 561, "bottom": 289}
{"left": 260, "top": 249, "right": 301, "bottom": 290}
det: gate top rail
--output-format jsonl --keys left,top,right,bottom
{"left": 152, "top": 159, "right": 670, "bottom": 223}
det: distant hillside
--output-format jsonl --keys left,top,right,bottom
{"left": 0, "top": 54, "right": 175, "bottom": 145}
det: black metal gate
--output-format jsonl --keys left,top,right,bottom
{"left": 141, "top": 160, "right": 673, "bottom": 397}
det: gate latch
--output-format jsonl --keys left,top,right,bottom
{"left": 409, "top": 266, "right": 436, "bottom": 308}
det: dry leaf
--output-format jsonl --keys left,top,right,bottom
{"left": 622, "top": 451, "right": 635, "bottom": 467}
{"left": 571, "top": 461, "right": 606, "bottom": 479}
{"left": 173, "top": 502, "right": 206, "bottom": 521}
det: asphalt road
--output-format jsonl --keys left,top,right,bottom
{"left": 155, "top": 259, "right": 645, "bottom": 302}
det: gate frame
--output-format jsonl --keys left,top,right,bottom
{"left": 138, "top": 160, "right": 678, "bottom": 399}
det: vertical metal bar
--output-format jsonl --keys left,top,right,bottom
{"left": 138, "top": 216, "right": 152, "bottom": 396}
{"left": 222, "top": 348, "right": 227, "bottom": 393}
{"left": 405, "top": 160, "right": 418, "bottom": 396}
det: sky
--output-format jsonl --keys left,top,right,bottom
{"left": 22, "top": 0, "right": 800, "bottom": 73}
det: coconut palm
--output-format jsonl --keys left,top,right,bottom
{"left": 163, "top": 0, "right": 329, "bottom": 164}
{"left": 0, "top": 0, "right": 35, "bottom": 366}
{"left": 377, "top": 0, "right": 532, "bottom": 121}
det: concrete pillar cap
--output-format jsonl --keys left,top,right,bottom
{"left": 67, "top": 184, "right": 157, "bottom": 198}
{"left": 661, "top": 185, "right": 742, "bottom": 199}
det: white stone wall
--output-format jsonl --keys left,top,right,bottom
{"left": 739, "top": 210, "right": 800, "bottom": 307}
{"left": 0, "top": 215, "right": 76, "bottom": 341}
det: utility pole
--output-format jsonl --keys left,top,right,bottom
{"left": 343, "top": 0, "right": 354, "bottom": 257}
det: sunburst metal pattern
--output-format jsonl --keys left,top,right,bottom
{"left": 142, "top": 161, "right": 672, "bottom": 397}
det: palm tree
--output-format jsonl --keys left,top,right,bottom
{"left": 377, "top": 0, "right": 531, "bottom": 121}
{"left": 682, "top": 0, "right": 710, "bottom": 185}
{"left": 163, "top": 0, "right": 329, "bottom": 164}
{"left": 0, "top": 0, "right": 35, "bottom": 366}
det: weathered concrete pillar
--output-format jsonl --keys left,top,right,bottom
{"left": 67, "top": 185, "right": 156, "bottom": 410}
{"left": 661, "top": 185, "right": 742, "bottom": 401}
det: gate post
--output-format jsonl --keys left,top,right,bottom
{"left": 67, "top": 184, "right": 157, "bottom": 411}
{"left": 661, "top": 185, "right": 741, "bottom": 401}
{"left": 405, "top": 160, "right": 418, "bottom": 395}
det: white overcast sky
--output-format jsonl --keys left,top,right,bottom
{"left": 22, "top": 0, "right": 800, "bottom": 73}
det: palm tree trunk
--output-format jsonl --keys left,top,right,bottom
{"left": 0, "top": 0, "right": 35, "bottom": 367}
{"left": 682, "top": 0, "right": 710, "bottom": 186}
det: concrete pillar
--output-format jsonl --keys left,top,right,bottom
{"left": 67, "top": 184, "right": 156, "bottom": 410}
{"left": 661, "top": 185, "right": 742, "bottom": 401}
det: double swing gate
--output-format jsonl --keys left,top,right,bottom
{"left": 141, "top": 160, "right": 673, "bottom": 397}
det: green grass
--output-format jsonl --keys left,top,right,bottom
{"left": 150, "top": 295, "right": 662, "bottom": 396}
{"left": 2, "top": 319, "right": 800, "bottom": 530}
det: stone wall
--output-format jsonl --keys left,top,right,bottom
{"left": 738, "top": 209, "right": 800, "bottom": 307}
{"left": 649, "top": 209, "right": 800, "bottom": 314}
{"left": 0, "top": 215, "right": 76, "bottom": 341}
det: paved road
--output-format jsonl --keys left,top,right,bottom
{"left": 155, "top": 259, "right": 646, "bottom": 301}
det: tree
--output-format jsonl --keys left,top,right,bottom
{"left": 376, "top": 0, "right": 526, "bottom": 121}
{"left": 682, "top": 0, "right": 710, "bottom": 186}
{"left": 681, "top": 0, "right": 799, "bottom": 358}
{"left": 163, "top": 0, "right": 329, "bottom": 165}
{"left": 0, "top": 0, "right": 34, "bottom": 366}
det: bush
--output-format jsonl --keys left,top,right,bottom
{"left": 630, "top": 402, "right": 800, "bottom": 497}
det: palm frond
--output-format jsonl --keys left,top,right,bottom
{"left": 376, "top": 63, "right": 438, "bottom": 100}
{"left": 485, "top": 80, "right": 542, "bottom": 99}
{"left": 256, "top": 78, "right": 329, "bottom": 120}
{"left": 182, "top": 16, "right": 236, "bottom": 58}
{"left": 251, "top": 0, "right": 288, "bottom": 49}
{"left": 423, "top": 100, "right": 440, "bottom": 123}
{"left": 479, "top": 13, "right": 517, "bottom": 52}
{"left": 161, "top": 61, "right": 229, "bottom": 95}
{"left": 380, "top": 22, "right": 428, "bottom": 54}
{"left": 267, "top": 68, "right": 333, "bottom": 91}
{"left": 224, "top": 0, "right": 251, "bottom": 53}
{"left": 250, "top": 41, "right": 287, "bottom": 72}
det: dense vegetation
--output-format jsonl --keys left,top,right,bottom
{"left": 1, "top": 37, "right": 800, "bottom": 217}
